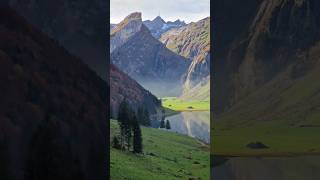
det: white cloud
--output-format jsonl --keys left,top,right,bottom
{"left": 110, "top": 0, "right": 210, "bottom": 24}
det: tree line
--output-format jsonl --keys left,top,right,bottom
{"left": 160, "top": 116, "right": 171, "bottom": 130}
{"left": 112, "top": 100, "right": 144, "bottom": 154}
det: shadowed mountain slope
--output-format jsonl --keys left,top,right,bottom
{"left": 110, "top": 64, "right": 161, "bottom": 116}
{"left": 0, "top": 6, "right": 107, "bottom": 180}
{"left": 5, "top": 0, "right": 107, "bottom": 79}
{"left": 214, "top": 0, "right": 320, "bottom": 125}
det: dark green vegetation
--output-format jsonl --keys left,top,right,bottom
{"left": 165, "top": 120, "right": 171, "bottom": 130}
{"left": 110, "top": 120, "right": 209, "bottom": 180}
{"left": 137, "top": 107, "right": 151, "bottom": 126}
{"left": 116, "top": 100, "right": 143, "bottom": 153}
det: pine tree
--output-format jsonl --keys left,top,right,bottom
{"left": 132, "top": 115, "right": 143, "bottom": 153}
{"left": 160, "top": 117, "right": 165, "bottom": 128}
{"left": 117, "top": 100, "right": 130, "bottom": 150}
{"left": 165, "top": 120, "right": 171, "bottom": 129}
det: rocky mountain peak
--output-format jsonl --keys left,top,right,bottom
{"left": 110, "top": 12, "right": 144, "bottom": 52}
{"left": 124, "top": 12, "right": 142, "bottom": 22}
{"left": 153, "top": 16, "right": 166, "bottom": 24}
{"left": 144, "top": 16, "right": 187, "bottom": 39}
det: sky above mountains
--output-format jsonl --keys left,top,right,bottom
{"left": 110, "top": 0, "right": 210, "bottom": 24}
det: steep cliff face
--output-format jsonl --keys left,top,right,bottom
{"left": 110, "top": 65, "right": 161, "bottom": 116}
{"left": 110, "top": 12, "right": 143, "bottom": 52}
{"left": 0, "top": 6, "right": 107, "bottom": 180}
{"left": 111, "top": 15, "right": 190, "bottom": 97}
{"left": 6, "top": 0, "right": 107, "bottom": 79}
{"left": 214, "top": 0, "right": 320, "bottom": 123}
{"left": 160, "top": 17, "right": 210, "bottom": 98}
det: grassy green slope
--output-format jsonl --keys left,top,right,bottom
{"left": 110, "top": 120, "right": 210, "bottom": 180}
{"left": 162, "top": 97, "right": 209, "bottom": 111}
{"left": 212, "top": 48, "right": 320, "bottom": 156}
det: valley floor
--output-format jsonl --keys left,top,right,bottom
{"left": 161, "top": 97, "right": 210, "bottom": 111}
{"left": 110, "top": 120, "right": 210, "bottom": 180}
{"left": 212, "top": 122, "right": 320, "bottom": 156}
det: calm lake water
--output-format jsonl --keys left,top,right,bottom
{"left": 165, "top": 111, "right": 210, "bottom": 143}
{"left": 212, "top": 156, "right": 320, "bottom": 180}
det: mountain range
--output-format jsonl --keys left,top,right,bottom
{"left": 160, "top": 17, "right": 210, "bottom": 100}
{"left": 143, "top": 16, "right": 186, "bottom": 39}
{"left": 110, "top": 13, "right": 191, "bottom": 97}
{"left": 214, "top": 0, "right": 320, "bottom": 125}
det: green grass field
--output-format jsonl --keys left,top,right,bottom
{"left": 110, "top": 120, "right": 210, "bottom": 180}
{"left": 161, "top": 97, "right": 209, "bottom": 111}
{"left": 212, "top": 121, "right": 320, "bottom": 156}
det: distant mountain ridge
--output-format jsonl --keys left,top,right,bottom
{"left": 160, "top": 17, "right": 210, "bottom": 100}
{"left": 143, "top": 16, "right": 186, "bottom": 39}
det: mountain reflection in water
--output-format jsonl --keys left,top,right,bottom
{"left": 212, "top": 156, "right": 320, "bottom": 180}
{"left": 165, "top": 111, "right": 210, "bottom": 143}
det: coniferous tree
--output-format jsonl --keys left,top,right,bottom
{"left": 117, "top": 100, "right": 130, "bottom": 150}
{"left": 165, "top": 120, "right": 171, "bottom": 129}
{"left": 132, "top": 115, "right": 143, "bottom": 153}
{"left": 160, "top": 117, "right": 165, "bottom": 128}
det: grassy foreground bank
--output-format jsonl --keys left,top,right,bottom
{"left": 161, "top": 97, "right": 209, "bottom": 111}
{"left": 110, "top": 120, "right": 210, "bottom": 180}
